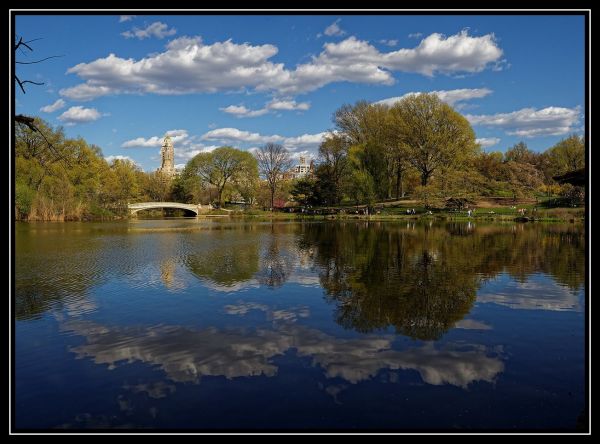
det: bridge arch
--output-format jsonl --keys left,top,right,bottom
{"left": 128, "top": 202, "right": 212, "bottom": 216}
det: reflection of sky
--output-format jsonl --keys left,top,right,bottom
{"left": 454, "top": 319, "right": 492, "bottom": 330}
{"left": 477, "top": 273, "right": 583, "bottom": 312}
{"left": 224, "top": 301, "right": 310, "bottom": 323}
{"left": 62, "top": 319, "right": 504, "bottom": 389}
{"left": 196, "top": 271, "right": 320, "bottom": 292}
{"left": 16, "top": 222, "right": 586, "bottom": 430}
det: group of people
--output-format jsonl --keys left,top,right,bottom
{"left": 405, "top": 208, "right": 416, "bottom": 215}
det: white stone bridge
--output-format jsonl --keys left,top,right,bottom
{"left": 128, "top": 202, "right": 212, "bottom": 216}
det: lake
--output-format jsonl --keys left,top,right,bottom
{"left": 14, "top": 220, "right": 586, "bottom": 430}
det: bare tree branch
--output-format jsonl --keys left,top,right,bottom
{"left": 15, "top": 75, "right": 44, "bottom": 94}
{"left": 14, "top": 37, "right": 69, "bottom": 168}
{"left": 15, "top": 36, "right": 33, "bottom": 52}
{"left": 14, "top": 37, "right": 59, "bottom": 93}
{"left": 16, "top": 55, "right": 63, "bottom": 65}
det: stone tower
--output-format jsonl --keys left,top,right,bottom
{"left": 158, "top": 135, "right": 175, "bottom": 179}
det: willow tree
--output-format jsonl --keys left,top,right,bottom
{"left": 390, "top": 93, "right": 479, "bottom": 186}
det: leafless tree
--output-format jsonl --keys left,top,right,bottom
{"left": 14, "top": 36, "right": 64, "bottom": 161}
{"left": 255, "top": 143, "right": 292, "bottom": 210}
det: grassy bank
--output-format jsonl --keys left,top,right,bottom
{"left": 218, "top": 206, "right": 584, "bottom": 223}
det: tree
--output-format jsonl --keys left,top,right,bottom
{"left": 142, "top": 171, "right": 172, "bottom": 202}
{"left": 347, "top": 144, "right": 377, "bottom": 205}
{"left": 104, "top": 158, "right": 140, "bottom": 207}
{"left": 504, "top": 141, "right": 538, "bottom": 165}
{"left": 255, "top": 143, "right": 292, "bottom": 210}
{"left": 317, "top": 133, "right": 349, "bottom": 204}
{"left": 186, "top": 146, "right": 255, "bottom": 206}
{"left": 333, "top": 100, "right": 389, "bottom": 146}
{"left": 232, "top": 151, "right": 259, "bottom": 205}
{"left": 14, "top": 37, "right": 64, "bottom": 162}
{"left": 333, "top": 101, "right": 401, "bottom": 200}
{"left": 546, "top": 135, "right": 585, "bottom": 176}
{"left": 389, "top": 93, "right": 479, "bottom": 186}
{"left": 290, "top": 177, "right": 317, "bottom": 206}
{"left": 498, "top": 160, "right": 545, "bottom": 199}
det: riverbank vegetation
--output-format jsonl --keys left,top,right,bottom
{"left": 14, "top": 93, "right": 585, "bottom": 221}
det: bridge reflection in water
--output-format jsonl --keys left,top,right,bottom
{"left": 128, "top": 202, "right": 212, "bottom": 216}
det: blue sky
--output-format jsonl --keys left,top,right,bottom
{"left": 15, "top": 14, "right": 586, "bottom": 171}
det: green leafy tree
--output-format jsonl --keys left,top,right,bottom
{"left": 232, "top": 151, "right": 259, "bottom": 205}
{"left": 389, "top": 93, "right": 479, "bottom": 186}
{"left": 186, "top": 146, "right": 256, "bottom": 206}
{"left": 290, "top": 177, "right": 318, "bottom": 206}
{"left": 504, "top": 141, "right": 539, "bottom": 165}
{"left": 317, "top": 134, "right": 349, "bottom": 204}
{"left": 333, "top": 101, "right": 404, "bottom": 200}
{"left": 546, "top": 135, "right": 585, "bottom": 176}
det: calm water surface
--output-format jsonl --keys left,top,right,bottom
{"left": 14, "top": 220, "right": 585, "bottom": 430}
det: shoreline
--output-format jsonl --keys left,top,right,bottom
{"left": 15, "top": 212, "right": 585, "bottom": 224}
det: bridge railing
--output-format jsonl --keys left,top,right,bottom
{"left": 127, "top": 202, "right": 214, "bottom": 215}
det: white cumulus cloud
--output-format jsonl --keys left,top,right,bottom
{"left": 201, "top": 127, "right": 326, "bottom": 152}
{"left": 379, "top": 39, "right": 398, "bottom": 47}
{"left": 376, "top": 88, "right": 492, "bottom": 107}
{"left": 220, "top": 99, "right": 310, "bottom": 118}
{"left": 57, "top": 106, "right": 102, "bottom": 125}
{"left": 104, "top": 155, "right": 139, "bottom": 166}
{"left": 476, "top": 137, "right": 501, "bottom": 148}
{"left": 119, "top": 15, "right": 135, "bottom": 22}
{"left": 267, "top": 98, "right": 310, "bottom": 111}
{"left": 220, "top": 105, "right": 269, "bottom": 118}
{"left": 40, "top": 98, "right": 66, "bottom": 113}
{"left": 466, "top": 106, "right": 581, "bottom": 137}
{"left": 121, "top": 21, "right": 176, "bottom": 40}
{"left": 202, "top": 128, "right": 284, "bottom": 144}
{"left": 60, "top": 31, "right": 503, "bottom": 100}
{"left": 284, "top": 132, "right": 328, "bottom": 150}
{"left": 121, "top": 129, "right": 189, "bottom": 147}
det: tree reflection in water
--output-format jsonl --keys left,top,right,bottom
{"left": 16, "top": 221, "right": 584, "bottom": 341}
{"left": 298, "top": 222, "right": 584, "bottom": 340}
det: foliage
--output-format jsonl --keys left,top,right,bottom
{"left": 317, "top": 133, "right": 350, "bottom": 204}
{"left": 290, "top": 177, "right": 318, "bottom": 206}
{"left": 185, "top": 146, "right": 258, "bottom": 206}
{"left": 389, "top": 93, "right": 479, "bottom": 186}
{"left": 348, "top": 169, "right": 376, "bottom": 205}
{"left": 559, "top": 184, "right": 585, "bottom": 207}
{"left": 504, "top": 141, "right": 538, "bottom": 165}
{"left": 14, "top": 102, "right": 586, "bottom": 221}
{"left": 413, "top": 185, "right": 445, "bottom": 209}
{"left": 545, "top": 135, "right": 585, "bottom": 176}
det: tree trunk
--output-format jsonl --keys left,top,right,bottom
{"left": 421, "top": 171, "right": 430, "bottom": 186}
{"left": 395, "top": 168, "right": 403, "bottom": 199}
{"left": 270, "top": 188, "right": 275, "bottom": 211}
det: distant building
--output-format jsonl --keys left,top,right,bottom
{"left": 157, "top": 135, "right": 177, "bottom": 180}
{"left": 285, "top": 157, "right": 315, "bottom": 180}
